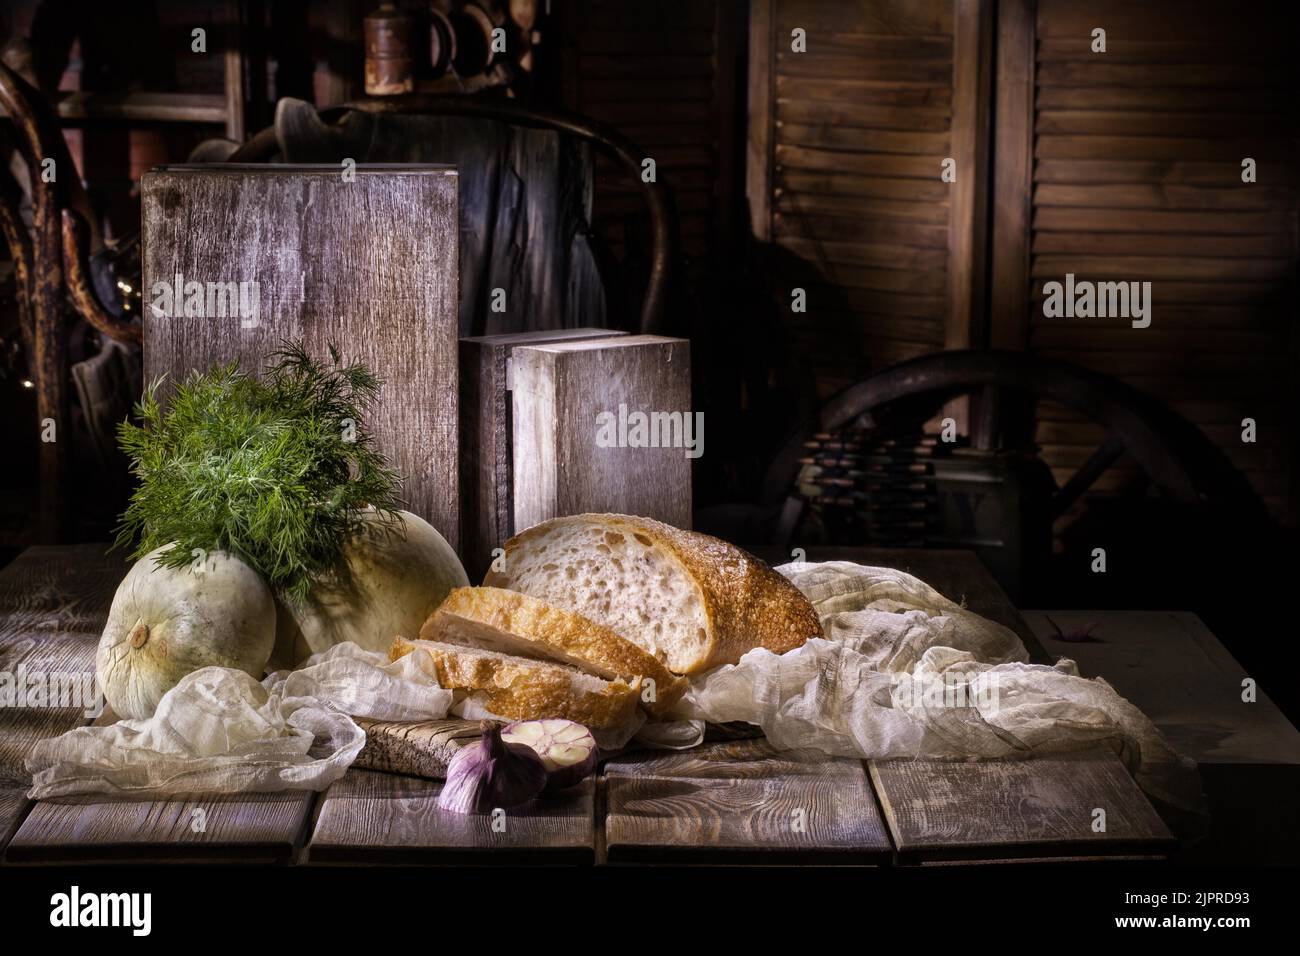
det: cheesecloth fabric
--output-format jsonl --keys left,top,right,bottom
{"left": 26, "top": 561, "right": 1199, "bottom": 813}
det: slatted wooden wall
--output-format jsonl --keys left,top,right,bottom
{"left": 747, "top": 0, "right": 990, "bottom": 397}
{"left": 994, "top": 0, "right": 1299, "bottom": 523}
{"left": 560, "top": 0, "right": 741, "bottom": 270}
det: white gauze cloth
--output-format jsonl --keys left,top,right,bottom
{"left": 26, "top": 643, "right": 455, "bottom": 797}
{"left": 676, "top": 561, "right": 1201, "bottom": 811}
{"left": 27, "top": 561, "right": 1199, "bottom": 811}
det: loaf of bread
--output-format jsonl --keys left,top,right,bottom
{"left": 483, "top": 514, "right": 822, "bottom": 674}
{"left": 389, "top": 637, "right": 642, "bottom": 729}
{"left": 424, "top": 587, "right": 688, "bottom": 716}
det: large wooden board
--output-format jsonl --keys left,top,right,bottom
{"left": 458, "top": 328, "right": 625, "bottom": 578}
{"left": 603, "top": 739, "right": 891, "bottom": 864}
{"left": 308, "top": 768, "right": 595, "bottom": 864}
{"left": 5, "top": 792, "right": 315, "bottom": 864}
{"left": 510, "top": 335, "right": 693, "bottom": 533}
{"left": 870, "top": 752, "right": 1174, "bottom": 863}
{"left": 141, "top": 164, "right": 461, "bottom": 546}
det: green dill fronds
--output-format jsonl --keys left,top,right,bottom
{"left": 115, "top": 342, "right": 403, "bottom": 604}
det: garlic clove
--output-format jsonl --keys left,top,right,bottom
{"left": 502, "top": 718, "right": 598, "bottom": 793}
{"left": 437, "top": 720, "right": 547, "bottom": 815}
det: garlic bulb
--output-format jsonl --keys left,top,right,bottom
{"left": 502, "top": 719, "right": 598, "bottom": 792}
{"left": 96, "top": 547, "right": 276, "bottom": 719}
{"left": 437, "top": 721, "right": 547, "bottom": 814}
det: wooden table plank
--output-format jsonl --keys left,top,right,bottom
{"left": 308, "top": 768, "right": 595, "bottom": 864}
{"left": 0, "top": 544, "right": 317, "bottom": 864}
{"left": 870, "top": 752, "right": 1174, "bottom": 863}
{"left": 755, "top": 546, "right": 1174, "bottom": 864}
{"left": 0, "top": 545, "right": 124, "bottom": 854}
{"left": 603, "top": 739, "right": 892, "bottom": 864}
{"left": 5, "top": 791, "right": 315, "bottom": 864}
{"left": 1025, "top": 610, "right": 1300, "bottom": 766}
{"left": 1026, "top": 610, "right": 1300, "bottom": 864}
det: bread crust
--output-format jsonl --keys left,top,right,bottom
{"left": 427, "top": 587, "right": 687, "bottom": 715}
{"left": 389, "top": 636, "right": 641, "bottom": 729}
{"left": 486, "top": 514, "right": 823, "bottom": 674}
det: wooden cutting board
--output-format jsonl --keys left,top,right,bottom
{"left": 140, "top": 164, "right": 461, "bottom": 547}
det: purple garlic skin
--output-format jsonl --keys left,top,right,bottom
{"left": 437, "top": 720, "right": 547, "bottom": 814}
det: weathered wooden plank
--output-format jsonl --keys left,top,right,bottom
{"left": 1036, "top": 110, "right": 1294, "bottom": 138}
{"left": 1025, "top": 611, "right": 1300, "bottom": 767}
{"left": 775, "top": 192, "right": 948, "bottom": 224}
{"left": 776, "top": 143, "right": 950, "bottom": 179}
{"left": 988, "top": 0, "right": 1035, "bottom": 350}
{"left": 946, "top": 0, "right": 994, "bottom": 364}
{"left": 774, "top": 213, "right": 949, "bottom": 248}
{"left": 1033, "top": 207, "right": 1295, "bottom": 236}
{"left": 5, "top": 791, "right": 315, "bottom": 864}
{"left": 459, "top": 328, "right": 625, "bottom": 578}
{"left": 774, "top": 236, "right": 949, "bottom": 272}
{"left": 777, "top": 170, "right": 952, "bottom": 202}
{"left": 1036, "top": 38, "right": 1290, "bottom": 63}
{"left": 775, "top": 54, "right": 954, "bottom": 85}
{"left": 1035, "top": 86, "right": 1295, "bottom": 114}
{"left": 308, "top": 768, "right": 595, "bottom": 864}
{"left": 1031, "top": 232, "right": 1292, "bottom": 259}
{"left": 1036, "top": 134, "right": 1293, "bottom": 162}
{"left": 603, "top": 739, "right": 891, "bottom": 864}
{"left": 0, "top": 545, "right": 124, "bottom": 781}
{"left": 1036, "top": 61, "right": 1290, "bottom": 88}
{"left": 141, "top": 165, "right": 461, "bottom": 549}
{"left": 0, "top": 783, "right": 26, "bottom": 848}
{"left": 509, "top": 335, "right": 693, "bottom": 534}
{"left": 1031, "top": 254, "right": 1292, "bottom": 281}
{"left": 353, "top": 717, "right": 481, "bottom": 779}
{"left": 774, "top": 0, "right": 954, "bottom": 37}
{"left": 777, "top": 75, "right": 953, "bottom": 108}
{"left": 870, "top": 752, "right": 1174, "bottom": 863}
{"left": 1034, "top": 158, "right": 1297, "bottom": 186}
{"left": 776, "top": 123, "right": 951, "bottom": 155}
{"left": 1034, "top": 182, "right": 1296, "bottom": 210}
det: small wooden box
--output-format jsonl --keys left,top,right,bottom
{"left": 509, "top": 334, "right": 693, "bottom": 546}
{"left": 141, "top": 164, "right": 460, "bottom": 547}
{"left": 459, "top": 328, "right": 628, "bottom": 577}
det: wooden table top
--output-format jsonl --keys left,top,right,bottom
{"left": 0, "top": 543, "right": 1174, "bottom": 866}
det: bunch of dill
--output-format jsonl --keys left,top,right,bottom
{"left": 115, "top": 342, "right": 402, "bottom": 604}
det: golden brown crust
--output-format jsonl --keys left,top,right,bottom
{"left": 488, "top": 515, "right": 823, "bottom": 674}
{"left": 388, "top": 636, "right": 641, "bottom": 729}
{"left": 427, "top": 587, "right": 688, "bottom": 716}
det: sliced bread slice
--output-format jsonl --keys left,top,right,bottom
{"left": 423, "top": 587, "right": 688, "bottom": 716}
{"left": 483, "top": 514, "right": 823, "bottom": 674}
{"left": 389, "top": 636, "right": 641, "bottom": 729}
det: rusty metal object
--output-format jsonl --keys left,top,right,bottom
{"left": 428, "top": 8, "right": 454, "bottom": 76}
{"left": 447, "top": 3, "right": 497, "bottom": 76}
{"left": 364, "top": 3, "right": 415, "bottom": 95}
{"left": 60, "top": 210, "right": 142, "bottom": 345}
{"left": 763, "top": 350, "right": 1268, "bottom": 540}
{"left": 0, "top": 60, "right": 76, "bottom": 541}
{"left": 0, "top": 164, "right": 35, "bottom": 360}
{"left": 229, "top": 95, "right": 675, "bottom": 335}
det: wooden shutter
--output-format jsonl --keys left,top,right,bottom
{"left": 747, "top": 0, "right": 991, "bottom": 397}
{"left": 563, "top": 0, "right": 742, "bottom": 267}
{"left": 992, "top": 0, "right": 1299, "bottom": 523}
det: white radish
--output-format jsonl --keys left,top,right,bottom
{"left": 501, "top": 719, "right": 598, "bottom": 792}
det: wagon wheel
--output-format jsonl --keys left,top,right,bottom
{"left": 762, "top": 349, "right": 1266, "bottom": 546}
